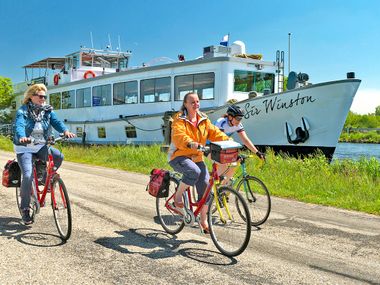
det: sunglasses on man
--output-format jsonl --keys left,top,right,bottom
{"left": 234, "top": 116, "right": 243, "bottom": 121}
{"left": 33, "top": 94, "right": 47, "bottom": 99}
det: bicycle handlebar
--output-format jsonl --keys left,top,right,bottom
{"left": 24, "top": 134, "right": 69, "bottom": 145}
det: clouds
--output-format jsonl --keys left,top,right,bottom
{"left": 350, "top": 89, "right": 380, "bottom": 114}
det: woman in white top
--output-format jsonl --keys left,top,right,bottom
{"left": 214, "top": 105, "right": 265, "bottom": 183}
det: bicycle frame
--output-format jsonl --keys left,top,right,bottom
{"left": 32, "top": 146, "right": 63, "bottom": 211}
{"left": 166, "top": 162, "right": 234, "bottom": 223}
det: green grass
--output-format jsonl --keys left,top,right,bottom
{"left": 339, "top": 131, "right": 380, "bottom": 143}
{"left": 1, "top": 136, "right": 379, "bottom": 215}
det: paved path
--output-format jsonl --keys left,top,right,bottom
{"left": 0, "top": 151, "right": 379, "bottom": 284}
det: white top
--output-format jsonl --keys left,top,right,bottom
{"left": 214, "top": 117, "right": 244, "bottom": 136}
{"left": 14, "top": 122, "right": 46, "bottom": 154}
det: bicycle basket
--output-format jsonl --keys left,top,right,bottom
{"left": 210, "top": 141, "right": 243, "bottom": 164}
{"left": 146, "top": 169, "right": 170, "bottom": 198}
{"left": 2, "top": 159, "right": 21, "bottom": 188}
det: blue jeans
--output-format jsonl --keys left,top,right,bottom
{"left": 16, "top": 146, "right": 64, "bottom": 209}
{"left": 169, "top": 156, "right": 209, "bottom": 202}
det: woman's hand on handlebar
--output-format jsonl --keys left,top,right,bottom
{"left": 19, "top": 137, "right": 31, "bottom": 143}
{"left": 63, "top": 130, "right": 76, "bottom": 138}
{"left": 256, "top": 151, "right": 266, "bottom": 160}
{"left": 187, "top": 141, "right": 199, "bottom": 149}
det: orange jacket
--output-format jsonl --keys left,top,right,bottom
{"left": 168, "top": 110, "right": 229, "bottom": 162}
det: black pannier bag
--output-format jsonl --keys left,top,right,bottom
{"left": 146, "top": 169, "right": 170, "bottom": 198}
{"left": 2, "top": 160, "right": 21, "bottom": 188}
{"left": 35, "top": 160, "right": 46, "bottom": 185}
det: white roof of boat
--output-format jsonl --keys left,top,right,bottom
{"left": 23, "top": 57, "right": 66, "bottom": 69}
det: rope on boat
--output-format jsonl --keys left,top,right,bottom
{"left": 122, "top": 117, "right": 163, "bottom": 132}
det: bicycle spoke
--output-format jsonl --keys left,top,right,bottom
{"left": 209, "top": 186, "right": 251, "bottom": 257}
{"left": 156, "top": 176, "right": 184, "bottom": 234}
{"left": 238, "top": 176, "right": 271, "bottom": 226}
{"left": 51, "top": 177, "right": 72, "bottom": 240}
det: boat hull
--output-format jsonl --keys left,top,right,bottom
{"left": 61, "top": 79, "right": 360, "bottom": 159}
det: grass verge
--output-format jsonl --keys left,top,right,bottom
{"left": 1, "top": 136, "right": 379, "bottom": 215}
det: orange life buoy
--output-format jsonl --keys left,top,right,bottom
{"left": 84, "top": 70, "right": 96, "bottom": 79}
{"left": 53, "top": 74, "right": 60, "bottom": 85}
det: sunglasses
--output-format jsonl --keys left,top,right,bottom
{"left": 234, "top": 116, "right": 243, "bottom": 121}
{"left": 33, "top": 94, "right": 47, "bottom": 99}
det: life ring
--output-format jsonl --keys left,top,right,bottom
{"left": 53, "top": 74, "right": 60, "bottom": 85}
{"left": 84, "top": 70, "right": 96, "bottom": 79}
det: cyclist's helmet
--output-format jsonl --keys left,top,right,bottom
{"left": 227, "top": 105, "right": 244, "bottom": 117}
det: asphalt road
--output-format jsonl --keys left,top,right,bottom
{"left": 0, "top": 151, "right": 379, "bottom": 285}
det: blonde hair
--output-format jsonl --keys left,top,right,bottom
{"left": 23, "top": 83, "right": 47, "bottom": 104}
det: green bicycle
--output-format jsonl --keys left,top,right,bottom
{"left": 227, "top": 153, "right": 271, "bottom": 226}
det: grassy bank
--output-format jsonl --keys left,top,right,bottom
{"left": 339, "top": 131, "right": 380, "bottom": 143}
{"left": 1, "top": 136, "right": 379, "bottom": 215}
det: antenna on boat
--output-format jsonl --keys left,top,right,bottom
{"left": 118, "top": 35, "right": 121, "bottom": 52}
{"left": 288, "top": 32, "right": 291, "bottom": 75}
{"left": 90, "top": 31, "right": 94, "bottom": 49}
{"left": 108, "top": 34, "right": 113, "bottom": 50}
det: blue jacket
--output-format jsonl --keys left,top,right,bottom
{"left": 13, "top": 104, "right": 68, "bottom": 145}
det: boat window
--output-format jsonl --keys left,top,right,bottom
{"left": 140, "top": 77, "right": 171, "bottom": 103}
{"left": 76, "top": 87, "right": 91, "bottom": 108}
{"left": 62, "top": 90, "right": 75, "bottom": 109}
{"left": 76, "top": 127, "right": 83, "bottom": 138}
{"left": 174, "top": 72, "right": 215, "bottom": 101}
{"left": 125, "top": 126, "right": 137, "bottom": 138}
{"left": 113, "top": 81, "right": 138, "bottom": 105}
{"left": 92, "top": 84, "right": 111, "bottom": 106}
{"left": 234, "top": 70, "right": 275, "bottom": 93}
{"left": 49, "top": 92, "right": 61, "bottom": 110}
{"left": 97, "top": 127, "right": 106, "bottom": 138}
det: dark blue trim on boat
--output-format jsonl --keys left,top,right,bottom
{"left": 256, "top": 145, "right": 336, "bottom": 161}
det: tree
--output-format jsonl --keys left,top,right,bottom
{"left": 0, "top": 76, "right": 13, "bottom": 109}
{"left": 376, "top": 105, "right": 380, "bottom": 116}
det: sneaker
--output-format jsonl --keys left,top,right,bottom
{"left": 21, "top": 209, "right": 33, "bottom": 225}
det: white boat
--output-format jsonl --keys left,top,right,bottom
{"left": 11, "top": 41, "right": 361, "bottom": 159}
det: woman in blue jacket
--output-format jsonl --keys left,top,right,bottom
{"left": 13, "top": 83, "right": 75, "bottom": 225}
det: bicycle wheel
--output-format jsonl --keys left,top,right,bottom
{"left": 208, "top": 186, "right": 251, "bottom": 257}
{"left": 51, "top": 176, "right": 72, "bottom": 240}
{"left": 156, "top": 176, "right": 185, "bottom": 235}
{"left": 236, "top": 176, "right": 271, "bottom": 226}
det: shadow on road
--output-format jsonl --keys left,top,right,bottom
{"left": 0, "top": 216, "right": 30, "bottom": 238}
{"left": 95, "top": 228, "right": 237, "bottom": 265}
{"left": 15, "top": 232, "right": 66, "bottom": 247}
{"left": 0, "top": 216, "right": 65, "bottom": 247}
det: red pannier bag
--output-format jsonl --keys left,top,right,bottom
{"left": 146, "top": 169, "right": 170, "bottom": 198}
{"left": 2, "top": 159, "right": 21, "bottom": 188}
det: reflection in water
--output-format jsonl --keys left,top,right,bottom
{"left": 333, "top": 143, "right": 380, "bottom": 161}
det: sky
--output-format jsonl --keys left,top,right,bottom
{"left": 0, "top": 0, "right": 379, "bottom": 114}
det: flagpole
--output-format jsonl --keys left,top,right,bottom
{"left": 227, "top": 33, "right": 230, "bottom": 56}
{"left": 288, "top": 32, "right": 291, "bottom": 75}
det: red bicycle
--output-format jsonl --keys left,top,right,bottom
{"left": 15, "top": 136, "right": 72, "bottom": 240}
{"left": 156, "top": 145, "right": 251, "bottom": 257}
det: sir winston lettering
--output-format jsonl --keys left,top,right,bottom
{"left": 244, "top": 93, "right": 316, "bottom": 119}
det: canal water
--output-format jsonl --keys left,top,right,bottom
{"left": 333, "top": 143, "right": 380, "bottom": 161}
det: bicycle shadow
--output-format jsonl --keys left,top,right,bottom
{"left": 95, "top": 228, "right": 237, "bottom": 265}
{"left": 0, "top": 215, "right": 66, "bottom": 247}
{"left": 0, "top": 216, "right": 30, "bottom": 238}
{"left": 15, "top": 232, "right": 66, "bottom": 247}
